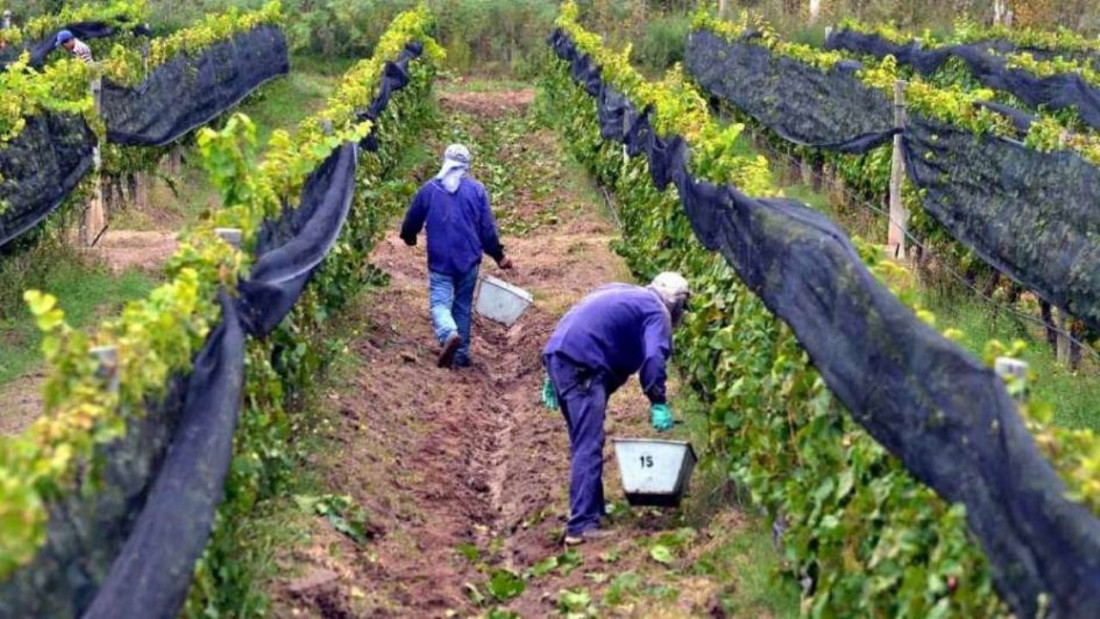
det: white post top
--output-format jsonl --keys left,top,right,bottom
{"left": 215, "top": 228, "right": 243, "bottom": 249}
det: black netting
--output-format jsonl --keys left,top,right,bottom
{"left": 101, "top": 24, "right": 289, "bottom": 146}
{"left": 0, "top": 376, "right": 187, "bottom": 618}
{"left": 685, "top": 29, "right": 896, "bottom": 153}
{"left": 0, "top": 112, "right": 95, "bottom": 249}
{"left": 826, "top": 29, "right": 1100, "bottom": 131}
{"left": 976, "top": 99, "right": 1036, "bottom": 135}
{"left": 0, "top": 21, "right": 152, "bottom": 71}
{"left": 239, "top": 142, "right": 359, "bottom": 337}
{"left": 554, "top": 28, "right": 1100, "bottom": 618}
{"left": 903, "top": 115, "right": 1100, "bottom": 330}
{"left": 84, "top": 291, "right": 245, "bottom": 619}
{"left": 355, "top": 41, "right": 423, "bottom": 152}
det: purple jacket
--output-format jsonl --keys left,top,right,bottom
{"left": 544, "top": 284, "right": 673, "bottom": 403}
{"left": 400, "top": 177, "right": 504, "bottom": 276}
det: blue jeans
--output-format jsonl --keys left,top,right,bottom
{"left": 544, "top": 353, "right": 608, "bottom": 536}
{"left": 429, "top": 268, "right": 478, "bottom": 364}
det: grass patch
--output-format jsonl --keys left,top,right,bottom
{"left": 0, "top": 244, "right": 156, "bottom": 387}
{"left": 243, "top": 54, "right": 357, "bottom": 148}
{"left": 438, "top": 76, "right": 532, "bottom": 93}
{"left": 921, "top": 291, "right": 1100, "bottom": 430}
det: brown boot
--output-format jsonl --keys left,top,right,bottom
{"left": 563, "top": 528, "right": 615, "bottom": 546}
{"left": 437, "top": 333, "right": 461, "bottom": 368}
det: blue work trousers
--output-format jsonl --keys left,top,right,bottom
{"left": 429, "top": 268, "right": 478, "bottom": 364}
{"left": 544, "top": 353, "right": 609, "bottom": 536}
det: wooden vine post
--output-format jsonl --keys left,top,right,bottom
{"left": 887, "top": 80, "right": 908, "bottom": 259}
{"left": 1052, "top": 128, "right": 1081, "bottom": 369}
{"left": 82, "top": 77, "right": 107, "bottom": 247}
{"left": 132, "top": 37, "right": 152, "bottom": 213}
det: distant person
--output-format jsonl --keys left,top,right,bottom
{"left": 542, "top": 273, "right": 692, "bottom": 545}
{"left": 56, "top": 30, "right": 92, "bottom": 63}
{"left": 400, "top": 144, "right": 513, "bottom": 369}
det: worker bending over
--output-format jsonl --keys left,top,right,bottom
{"left": 542, "top": 273, "right": 691, "bottom": 545}
{"left": 56, "top": 30, "right": 93, "bottom": 63}
{"left": 401, "top": 144, "right": 512, "bottom": 368}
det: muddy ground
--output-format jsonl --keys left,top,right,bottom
{"left": 265, "top": 90, "right": 788, "bottom": 618}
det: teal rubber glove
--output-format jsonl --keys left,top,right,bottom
{"left": 542, "top": 374, "right": 559, "bottom": 410}
{"left": 650, "top": 403, "right": 674, "bottom": 432}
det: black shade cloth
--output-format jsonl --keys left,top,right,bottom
{"left": 238, "top": 142, "right": 359, "bottom": 337}
{"left": 355, "top": 41, "right": 423, "bottom": 151}
{"left": 685, "top": 29, "right": 897, "bottom": 153}
{"left": 0, "top": 112, "right": 95, "bottom": 249}
{"left": 101, "top": 24, "right": 289, "bottom": 146}
{"left": 903, "top": 114, "right": 1100, "bottom": 331}
{"left": 83, "top": 291, "right": 245, "bottom": 619}
{"left": 0, "top": 377, "right": 187, "bottom": 618}
{"left": 553, "top": 27, "right": 1100, "bottom": 618}
{"left": 0, "top": 20, "right": 152, "bottom": 71}
{"left": 976, "top": 99, "right": 1036, "bottom": 135}
{"left": 826, "top": 28, "right": 1100, "bottom": 131}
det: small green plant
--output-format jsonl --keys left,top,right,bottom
{"left": 486, "top": 568, "right": 526, "bottom": 602}
{"left": 557, "top": 588, "right": 596, "bottom": 617}
{"left": 293, "top": 494, "right": 372, "bottom": 544}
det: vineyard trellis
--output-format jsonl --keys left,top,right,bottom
{"left": 0, "top": 5, "right": 441, "bottom": 617}
{"left": 685, "top": 17, "right": 1100, "bottom": 340}
{"left": 545, "top": 2, "right": 1100, "bottom": 615}
{"left": 0, "top": 2, "right": 288, "bottom": 251}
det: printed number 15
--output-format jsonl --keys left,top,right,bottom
{"left": 640, "top": 455, "right": 653, "bottom": 468}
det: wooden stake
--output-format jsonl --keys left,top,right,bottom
{"left": 888, "top": 80, "right": 908, "bottom": 259}
{"left": 82, "top": 78, "right": 107, "bottom": 247}
{"left": 134, "top": 172, "right": 149, "bottom": 211}
{"left": 1055, "top": 308, "right": 1072, "bottom": 366}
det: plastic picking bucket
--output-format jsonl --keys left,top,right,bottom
{"left": 475, "top": 275, "right": 533, "bottom": 326}
{"left": 612, "top": 438, "right": 697, "bottom": 507}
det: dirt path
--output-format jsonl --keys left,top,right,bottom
{"left": 92, "top": 230, "right": 179, "bottom": 274}
{"left": 266, "top": 88, "right": 794, "bottom": 618}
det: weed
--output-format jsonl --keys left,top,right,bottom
{"left": 293, "top": 494, "right": 373, "bottom": 545}
{"left": 486, "top": 568, "right": 525, "bottom": 602}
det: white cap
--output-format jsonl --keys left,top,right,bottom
{"left": 649, "top": 272, "right": 690, "bottom": 305}
{"left": 443, "top": 143, "right": 471, "bottom": 165}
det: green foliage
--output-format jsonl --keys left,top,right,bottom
{"left": 697, "top": 11, "right": 1100, "bottom": 167}
{"left": 558, "top": 1, "right": 773, "bottom": 196}
{"left": 293, "top": 494, "right": 372, "bottom": 544}
{"left": 103, "top": 1, "right": 284, "bottom": 85}
{"left": 0, "top": 0, "right": 147, "bottom": 48}
{"left": 0, "top": 55, "right": 92, "bottom": 140}
{"left": 635, "top": 13, "right": 691, "bottom": 73}
{"left": 486, "top": 568, "right": 526, "bottom": 602}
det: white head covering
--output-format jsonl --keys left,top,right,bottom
{"left": 649, "top": 272, "right": 692, "bottom": 326}
{"left": 436, "top": 144, "right": 471, "bottom": 194}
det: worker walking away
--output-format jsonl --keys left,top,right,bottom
{"left": 401, "top": 144, "right": 513, "bottom": 369}
{"left": 542, "top": 273, "right": 691, "bottom": 545}
{"left": 56, "top": 30, "right": 93, "bottom": 63}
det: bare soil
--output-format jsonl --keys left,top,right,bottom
{"left": 0, "top": 371, "right": 45, "bottom": 436}
{"left": 438, "top": 88, "right": 535, "bottom": 118}
{"left": 268, "top": 90, "right": 759, "bottom": 618}
{"left": 92, "top": 230, "right": 179, "bottom": 274}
